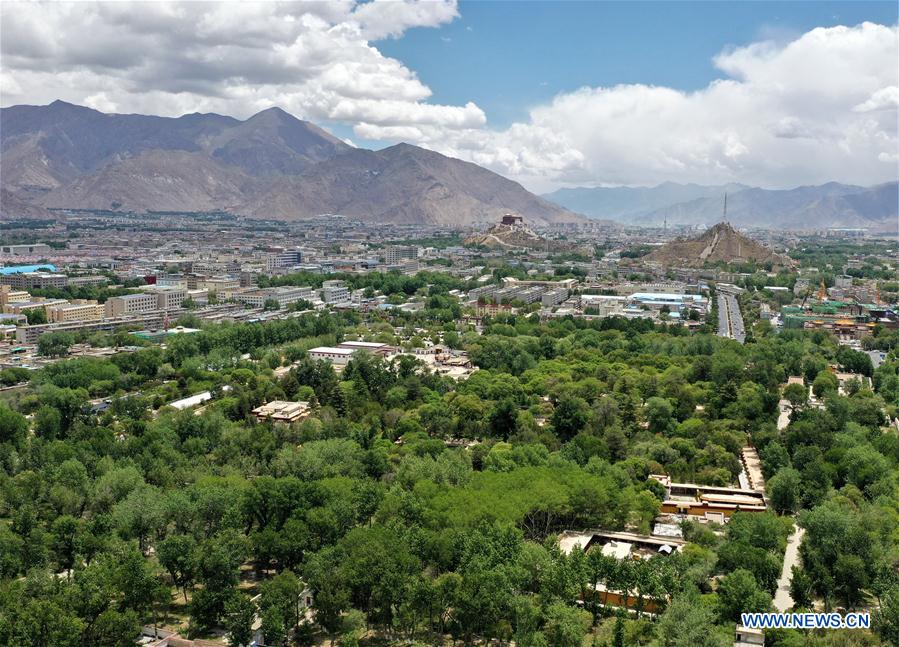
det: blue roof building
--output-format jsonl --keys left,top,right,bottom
{"left": 0, "top": 264, "right": 57, "bottom": 275}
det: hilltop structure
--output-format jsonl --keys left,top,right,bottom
{"left": 643, "top": 222, "right": 793, "bottom": 268}
{"left": 464, "top": 214, "right": 588, "bottom": 253}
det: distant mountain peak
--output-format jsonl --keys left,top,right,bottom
{"left": 245, "top": 106, "right": 296, "bottom": 123}
{"left": 544, "top": 180, "right": 896, "bottom": 230}
{"left": 0, "top": 101, "right": 582, "bottom": 226}
{"left": 49, "top": 99, "right": 81, "bottom": 109}
{"left": 380, "top": 142, "right": 424, "bottom": 156}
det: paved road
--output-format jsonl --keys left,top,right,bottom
{"left": 726, "top": 293, "right": 746, "bottom": 343}
{"left": 717, "top": 293, "right": 729, "bottom": 337}
{"left": 773, "top": 525, "right": 806, "bottom": 612}
{"left": 717, "top": 291, "right": 746, "bottom": 343}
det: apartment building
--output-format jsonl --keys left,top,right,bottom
{"left": 152, "top": 287, "right": 187, "bottom": 311}
{"left": 0, "top": 285, "right": 30, "bottom": 307}
{"left": 3, "top": 298, "right": 68, "bottom": 317}
{"left": 1, "top": 272, "right": 69, "bottom": 290}
{"left": 156, "top": 275, "right": 188, "bottom": 289}
{"left": 240, "top": 271, "right": 260, "bottom": 288}
{"left": 383, "top": 245, "right": 419, "bottom": 264}
{"left": 580, "top": 295, "right": 629, "bottom": 316}
{"left": 541, "top": 287, "right": 569, "bottom": 307}
{"left": 68, "top": 275, "right": 109, "bottom": 288}
{"left": 48, "top": 301, "right": 106, "bottom": 323}
{"left": 16, "top": 312, "right": 167, "bottom": 344}
{"left": 197, "top": 277, "right": 240, "bottom": 294}
{"left": 266, "top": 249, "right": 304, "bottom": 272}
{"left": 321, "top": 280, "right": 349, "bottom": 304}
{"left": 105, "top": 293, "right": 159, "bottom": 317}
{"left": 233, "top": 286, "right": 314, "bottom": 308}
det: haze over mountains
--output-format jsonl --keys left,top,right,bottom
{"left": 0, "top": 101, "right": 579, "bottom": 226}
{"left": 544, "top": 181, "right": 898, "bottom": 231}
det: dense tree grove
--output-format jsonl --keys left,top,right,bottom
{"left": 0, "top": 306, "right": 897, "bottom": 646}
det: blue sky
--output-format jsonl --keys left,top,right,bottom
{"left": 375, "top": 1, "right": 898, "bottom": 131}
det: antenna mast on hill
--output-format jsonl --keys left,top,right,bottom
{"left": 723, "top": 192, "right": 728, "bottom": 223}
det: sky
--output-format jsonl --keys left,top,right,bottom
{"left": 1, "top": 1, "right": 897, "bottom": 193}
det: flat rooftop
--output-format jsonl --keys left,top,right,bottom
{"left": 252, "top": 400, "right": 310, "bottom": 421}
{"left": 308, "top": 346, "right": 354, "bottom": 355}
{"left": 0, "top": 264, "right": 57, "bottom": 275}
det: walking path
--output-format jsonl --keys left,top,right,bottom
{"left": 773, "top": 524, "right": 805, "bottom": 612}
{"left": 740, "top": 446, "right": 766, "bottom": 492}
{"left": 777, "top": 400, "right": 791, "bottom": 431}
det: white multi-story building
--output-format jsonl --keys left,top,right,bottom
{"left": 384, "top": 245, "right": 419, "bottom": 265}
{"left": 0, "top": 285, "right": 30, "bottom": 306}
{"left": 266, "top": 250, "right": 304, "bottom": 273}
{"left": 1, "top": 272, "right": 68, "bottom": 290}
{"left": 68, "top": 275, "right": 109, "bottom": 288}
{"left": 541, "top": 288, "right": 569, "bottom": 307}
{"left": 580, "top": 295, "right": 629, "bottom": 316}
{"left": 197, "top": 277, "right": 240, "bottom": 294}
{"left": 321, "top": 280, "right": 349, "bottom": 304}
{"left": 105, "top": 293, "right": 159, "bottom": 317}
{"left": 156, "top": 275, "right": 187, "bottom": 289}
{"left": 152, "top": 287, "right": 187, "bottom": 311}
{"left": 233, "top": 286, "right": 314, "bottom": 308}
{"left": 4, "top": 298, "right": 68, "bottom": 318}
{"left": 48, "top": 301, "right": 106, "bottom": 323}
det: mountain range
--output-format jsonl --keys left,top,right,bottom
{"left": 0, "top": 101, "right": 579, "bottom": 226}
{"left": 544, "top": 181, "right": 898, "bottom": 232}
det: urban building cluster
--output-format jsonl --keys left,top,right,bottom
{"left": 1, "top": 211, "right": 897, "bottom": 368}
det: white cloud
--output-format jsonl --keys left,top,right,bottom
{"left": 0, "top": 0, "right": 474, "bottom": 130}
{"left": 1, "top": 5, "right": 896, "bottom": 192}
{"left": 350, "top": 0, "right": 459, "bottom": 40}
{"left": 854, "top": 86, "right": 899, "bottom": 112}
{"left": 422, "top": 22, "right": 898, "bottom": 191}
